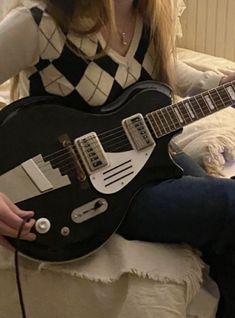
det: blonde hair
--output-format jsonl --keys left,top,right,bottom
{"left": 46, "top": 0, "right": 175, "bottom": 84}
{"left": 12, "top": 0, "right": 176, "bottom": 100}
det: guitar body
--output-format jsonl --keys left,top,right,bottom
{"left": 0, "top": 81, "right": 183, "bottom": 262}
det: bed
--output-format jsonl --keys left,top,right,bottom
{"left": 0, "top": 0, "right": 235, "bottom": 317}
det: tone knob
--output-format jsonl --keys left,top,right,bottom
{"left": 35, "top": 218, "right": 51, "bottom": 234}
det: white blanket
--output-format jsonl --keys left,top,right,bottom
{"left": 0, "top": 236, "right": 206, "bottom": 318}
{"left": 0, "top": 235, "right": 203, "bottom": 300}
{"left": 175, "top": 48, "right": 235, "bottom": 176}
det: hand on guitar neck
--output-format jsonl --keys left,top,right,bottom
{"left": 220, "top": 72, "right": 235, "bottom": 86}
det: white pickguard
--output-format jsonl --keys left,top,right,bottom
{"left": 90, "top": 145, "right": 155, "bottom": 194}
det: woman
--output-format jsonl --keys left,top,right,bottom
{"left": 0, "top": 0, "right": 235, "bottom": 316}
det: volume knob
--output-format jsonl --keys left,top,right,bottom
{"left": 35, "top": 218, "right": 51, "bottom": 234}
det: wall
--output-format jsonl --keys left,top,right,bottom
{"left": 178, "top": 0, "right": 235, "bottom": 61}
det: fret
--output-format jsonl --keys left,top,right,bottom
{"left": 145, "top": 81, "right": 235, "bottom": 139}
{"left": 145, "top": 113, "right": 160, "bottom": 138}
{"left": 216, "top": 87, "right": 226, "bottom": 108}
{"left": 187, "top": 97, "right": 204, "bottom": 118}
{"left": 224, "top": 84, "right": 235, "bottom": 102}
{"left": 232, "top": 82, "right": 235, "bottom": 91}
{"left": 207, "top": 89, "right": 224, "bottom": 110}
{"left": 198, "top": 95, "right": 212, "bottom": 115}
{"left": 184, "top": 101, "right": 196, "bottom": 120}
{"left": 217, "top": 85, "right": 233, "bottom": 106}
{"left": 152, "top": 111, "right": 168, "bottom": 134}
{"left": 232, "top": 82, "right": 235, "bottom": 101}
{"left": 202, "top": 93, "right": 216, "bottom": 111}
{"left": 160, "top": 108, "right": 176, "bottom": 130}
{"left": 165, "top": 105, "right": 182, "bottom": 129}
{"left": 176, "top": 101, "right": 192, "bottom": 124}
{"left": 172, "top": 104, "right": 184, "bottom": 124}
{"left": 195, "top": 96, "right": 208, "bottom": 116}
{"left": 157, "top": 109, "right": 172, "bottom": 132}
{"left": 146, "top": 112, "right": 163, "bottom": 137}
{"left": 176, "top": 101, "right": 191, "bottom": 124}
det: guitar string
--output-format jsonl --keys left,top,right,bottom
{"left": 54, "top": 91, "right": 233, "bottom": 149}
{"left": 41, "top": 96, "right": 230, "bottom": 176}
{"left": 32, "top": 80, "right": 235, "bottom": 165}
{"left": 37, "top": 91, "right": 229, "bottom": 163}
{"left": 37, "top": 84, "right": 233, "bottom": 165}
{"left": 42, "top": 126, "right": 127, "bottom": 160}
{"left": 38, "top": 135, "right": 131, "bottom": 172}
{"left": 38, "top": 90, "right": 232, "bottom": 164}
{"left": 42, "top": 129, "right": 128, "bottom": 162}
{"left": 34, "top": 91, "right": 233, "bottom": 174}
{"left": 36, "top": 129, "right": 130, "bottom": 169}
{"left": 35, "top": 93, "right": 233, "bottom": 175}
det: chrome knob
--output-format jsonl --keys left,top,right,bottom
{"left": 35, "top": 218, "right": 51, "bottom": 234}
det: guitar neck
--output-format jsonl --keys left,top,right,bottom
{"left": 146, "top": 80, "right": 235, "bottom": 138}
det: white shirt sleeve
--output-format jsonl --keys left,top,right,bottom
{"left": 175, "top": 59, "right": 222, "bottom": 97}
{"left": 0, "top": 6, "right": 40, "bottom": 84}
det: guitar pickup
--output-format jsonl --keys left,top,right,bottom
{"left": 74, "top": 132, "right": 108, "bottom": 174}
{"left": 122, "top": 114, "right": 155, "bottom": 151}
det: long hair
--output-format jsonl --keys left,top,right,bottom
{"left": 44, "top": 0, "right": 176, "bottom": 86}
{"left": 11, "top": 0, "right": 176, "bottom": 100}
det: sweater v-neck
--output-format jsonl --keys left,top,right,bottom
{"left": 97, "top": 15, "right": 143, "bottom": 66}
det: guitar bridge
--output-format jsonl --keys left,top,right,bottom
{"left": 122, "top": 114, "right": 155, "bottom": 151}
{"left": 59, "top": 134, "right": 87, "bottom": 182}
{"left": 75, "top": 132, "right": 108, "bottom": 174}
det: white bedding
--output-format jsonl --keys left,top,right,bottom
{"left": 175, "top": 48, "right": 235, "bottom": 176}
{"left": 0, "top": 237, "right": 207, "bottom": 318}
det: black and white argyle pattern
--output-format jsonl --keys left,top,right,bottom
{"left": 29, "top": 5, "right": 155, "bottom": 109}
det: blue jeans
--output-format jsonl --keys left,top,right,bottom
{"left": 118, "top": 150, "right": 235, "bottom": 318}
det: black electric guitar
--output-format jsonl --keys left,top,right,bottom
{"left": 0, "top": 80, "right": 234, "bottom": 262}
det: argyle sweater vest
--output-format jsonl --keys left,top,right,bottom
{"left": 28, "top": 5, "right": 155, "bottom": 109}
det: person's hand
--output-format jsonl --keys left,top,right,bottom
{"left": 0, "top": 192, "right": 36, "bottom": 250}
{"left": 219, "top": 71, "right": 235, "bottom": 85}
